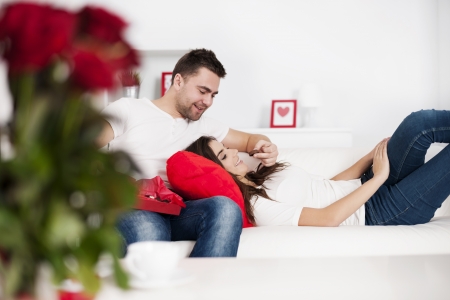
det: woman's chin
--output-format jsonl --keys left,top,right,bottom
{"left": 237, "top": 165, "right": 248, "bottom": 177}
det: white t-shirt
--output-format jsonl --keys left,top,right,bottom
{"left": 252, "top": 165, "right": 364, "bottom": 226}
{"left": 101, "top": 97, "right": 229, "bottom": 182}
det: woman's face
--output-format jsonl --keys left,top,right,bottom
{"left": 209, "top": 140, "right": 248, "bottom": 177}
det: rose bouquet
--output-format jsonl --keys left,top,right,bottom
{"left": 0, "top": 2, "right": 140, "bottom": 299}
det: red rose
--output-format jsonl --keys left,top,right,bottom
{"left": 73, "top": 38, "right": 139, "bottom": 74}
{"left": 77, "top": 6, "right": 127, "bottom": 44}
{"left": 108, "top": 42, "right": 140, "bottom": 72}
{"left": 71, "top": 50, "right": 114, "bottom": 90}
{"left": 0, "top": 3, "right": 76, "bottom": 73}
{"left": 73, "top": 6, "right": 139, "bottom": 76}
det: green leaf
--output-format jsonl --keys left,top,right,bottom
{"left": 0, "top": 209, "right": 27, "bottom": 249}
{"left": 112, "top": 255, "right": 129, "bottom": 290}
{"left": 46, "top": 252, "right": 69, "bottom": 285}
{"left": 43, "top": 201, "right": 85, "bottom": 248}
{"left": 3, "top": 252, "right": 36, "bottom": 297}
{"left": 76, "top": 257, "right": 100, "bottom": 294}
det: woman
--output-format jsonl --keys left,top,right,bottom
{"left": 185, "top": 110, "right": 450, "bottom": 227}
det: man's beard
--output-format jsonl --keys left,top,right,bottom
{"left": 175, "top": 97, "right": 206, "bottom": 121}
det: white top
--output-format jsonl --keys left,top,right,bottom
{"left": 101, "top": 97, "right": 229, "bottom": 182}
{"left": 252, "top": 165, "right": 364, "bottom": 226}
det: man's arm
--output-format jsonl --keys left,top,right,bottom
{"left": 221, "top": 129, "right": 279, "bottom": 166}
{"left": 95, "top": 119, "right": 115, "bottom": 148}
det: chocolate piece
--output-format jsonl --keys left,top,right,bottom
{"left": 249, "top": 149, "right": 259, "bottom": 156}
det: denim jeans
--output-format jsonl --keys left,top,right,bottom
{"left": 116, "top": 196, "right": 243, "bottom": 257}
{"left": 361, "top": 110, "right": 450, "bottom": 225}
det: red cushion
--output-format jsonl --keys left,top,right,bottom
{"left": 166, "top": 151, "right": 253, "bottom": 228}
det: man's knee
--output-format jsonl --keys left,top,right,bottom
{"left": 116, "top": 210, "right": 171, "bottom": 246}
{"left": 203, "top": 196, "right": 243, "bottom": 230}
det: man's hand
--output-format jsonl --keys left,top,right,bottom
{"left": 221, "top": 129, "right": 278, "bottom": 166}
{"left": 252, "top": 140, "right": 279, "bottom": 166}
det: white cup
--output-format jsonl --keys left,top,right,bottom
{"left": 123, "top": 241, "right": 183, "bottom": 282}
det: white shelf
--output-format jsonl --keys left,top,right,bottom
{"left": 238, "top": 128, "right": 353, "bottom": 148}
{"left": 136, "top": 49, "right": 188, "bottom": 56}
{"left": 135, "top": 49, "right": 188, "bottom": 101}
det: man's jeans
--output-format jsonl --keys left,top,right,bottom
{"left": 117, "top": 196, "right": 243, "bottom": 257}
{"left": 361, "top": 110, "right": 450, "bottom": 225}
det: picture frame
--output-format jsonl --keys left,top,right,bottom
{"left": 270, "top": 100, "right": 297, "bottom": 128}
{"left": 161, "top": 72, "right": 172, "bottom": 96}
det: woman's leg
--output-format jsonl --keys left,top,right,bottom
{"left": 361, "top": 109, "right": 450, "bottom": 185}
{"left": 364, "top": 109, "right": 450, "bottom": 225}
{"left": 385, "top": 109, "right": 450, "bottom": 185}
{"left": 365, "top": 143, "right": 450, "bottom": 225}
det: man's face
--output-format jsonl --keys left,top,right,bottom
{"left": 175, "top": 67, "right": 220, "bottom": 121}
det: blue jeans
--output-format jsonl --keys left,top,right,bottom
{"left": 116, "top": 196, "right": 243, "bottom": 257}
{"left": 361, "top": 110, "right": 450, "bottom": 225}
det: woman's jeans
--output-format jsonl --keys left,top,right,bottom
{"left": 116, "top": 196, "right": 243, "bottom": 257}
{"left": 361, "top": 110, "right": 450, "bottom": 225}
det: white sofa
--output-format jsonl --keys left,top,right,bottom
{"left": 179, "top": 145, "right": 450, "bottom": 258}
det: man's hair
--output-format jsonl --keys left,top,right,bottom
{"left": 171, "top": 48, "right": 226, "bottom": 85}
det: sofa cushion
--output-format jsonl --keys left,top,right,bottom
{"left": 166, "top": 151, "right": 253, "bottom": 228}
{"left": 237, "top": 216, "right": 450, "bottom": 257}
{"left": 175, "top": 216, "right": 450, "bottom": 258}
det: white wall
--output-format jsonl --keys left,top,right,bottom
{"left": 1, "top": 0, "right": 449, "bottom": 147}
{"left": 438, "top": 0, "right": 450, "bottom": 110}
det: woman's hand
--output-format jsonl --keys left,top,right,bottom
{"left": 368, "top": 137, "right": 390, "bottom": 161}
{"left": 372, "top": 138, "right": 390, "bottom": 182}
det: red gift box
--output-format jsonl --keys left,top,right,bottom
{"left": 135, "top": 176, "right": 186, "bottom": 215}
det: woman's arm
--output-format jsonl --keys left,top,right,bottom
{"left": 298, "top": 176, "right": 384, "bottom": 226}
{"left": 298, "top": 138, "right": 390, "bottom": 227}
{"left": 330, "top": 138, "right": 389, "bottom": 181}
{"left": 330, "top": 152, "right": 373, "bottom": 181}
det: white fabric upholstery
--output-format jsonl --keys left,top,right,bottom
{"left": 237, "top": 216, "right": 450, "bottom": 258}
{"left": 178, "top": 145, "right": 450, "bottom": 258}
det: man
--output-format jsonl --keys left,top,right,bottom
{"left": 96, "top": 49, "right": 278, "bottom": 257}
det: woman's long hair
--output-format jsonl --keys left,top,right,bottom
{"left": 185, "top": 136, "right": 287, "bottom": 225}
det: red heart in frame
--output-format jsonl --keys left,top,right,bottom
{"left": 277, "top": 106, "right": 289, "bottom": 117}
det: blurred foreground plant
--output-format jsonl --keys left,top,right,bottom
{"left": 0, "top": 2, "right": 140, "bottom": 299}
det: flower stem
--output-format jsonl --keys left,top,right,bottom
{"left": 10, "top": 73, "right": 35, "bottom": 144}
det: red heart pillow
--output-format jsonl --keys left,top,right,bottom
{"left": 166, "top": 151, "right": 253, "bottom": 228}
